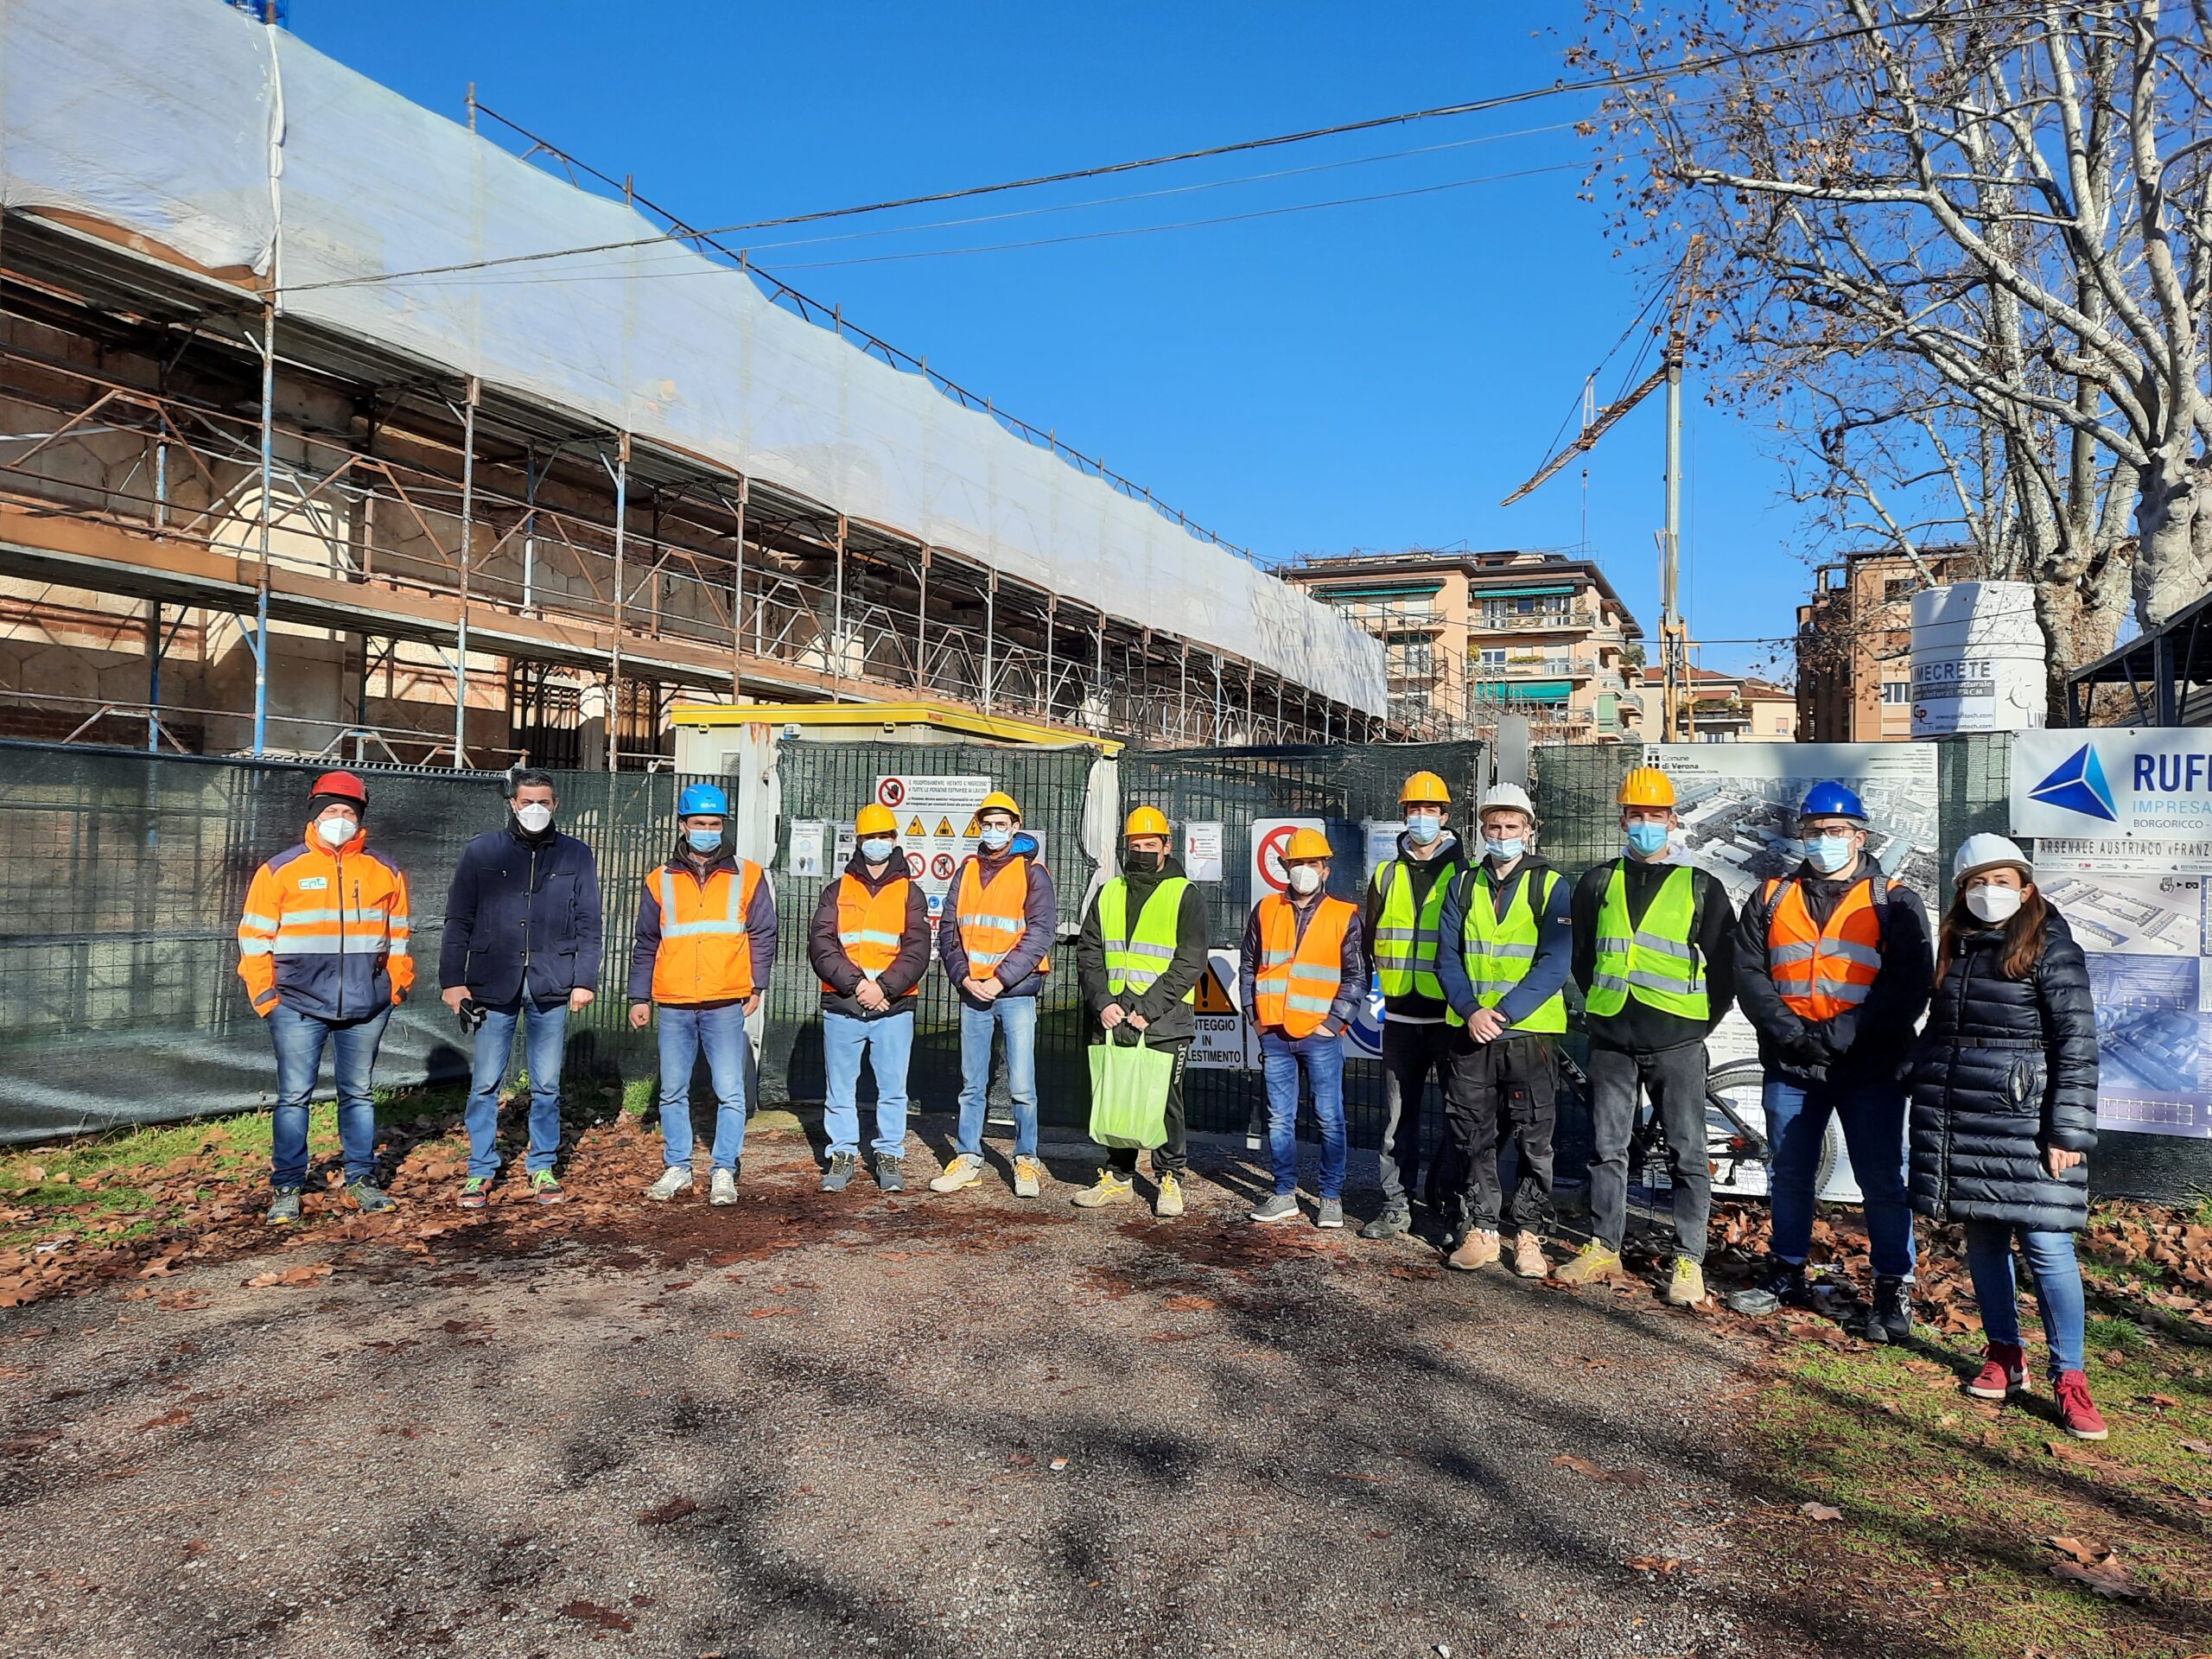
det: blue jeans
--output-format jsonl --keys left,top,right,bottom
{"left": 957, "top": 997, "right": 1039, "bottom": 1159}
{"left": 823, "top": 1007, "right": 913, "bottom": 1158}
{"left": 657, "top": 1002, "right": 750, "bottom": 1172}
{"left": 1763, "top": 1074, "right": 1916, "bottom": 1278}
{"left": 268, "top": 1001, "right": 391, "bottom": 1191}
{"left": 1259, "top": 1029, "right": 1347, "bottom": 1198}
{"left": 463, "top": 999, "right": 570, "bottom": 1179}
{"left": 1963, "top": 1221, "right": 2086, "bottom": 1379}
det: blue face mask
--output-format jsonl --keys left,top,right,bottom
{"left": 686, "top": 828, "right": 722, "bottom": 854}
{"left": 1484, "top": 836, "right": 1526, "bottom": 862}
{"left": 861, "top": 836, "right": 896, "bottom": 863}
{"left": 1405, "top": 814, "right": 1442, "bottom": 846}
{"left": 1805, "top": 835, "right": 1854, "bottom": 874}
{"left": 979, "top": 824, "right": 1014, "bottom": 852}
{"left": 1624, "top": 821, "right": 1670, "bottom": 857}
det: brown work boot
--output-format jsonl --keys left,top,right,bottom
{"left": 1511, "top": 1230, "right": 1548, "bottom": 1279}
{"left": 1446, "top": 1228, "right": 1501, "bottom": 1272}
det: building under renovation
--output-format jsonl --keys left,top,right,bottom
{"left": 0, "top": 0, "right": 1384, "bottom": 768}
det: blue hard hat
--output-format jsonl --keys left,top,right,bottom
{"left": 677, "top": 782, "right": 730, "bottom": 817}
{"left": 1799, "top": 780, "right": 1867, "bottom": 823}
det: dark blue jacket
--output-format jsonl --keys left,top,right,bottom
{"left": 439, "top": 823, "right": 604, "bottom": 1007}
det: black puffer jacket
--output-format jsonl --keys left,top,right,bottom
{"left": 1908, "top": 911, "right": 2099, "bottom": 1232}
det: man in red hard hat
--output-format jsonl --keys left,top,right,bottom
{"left": 237, "top": 769, "right": 414, "bottom": 1225}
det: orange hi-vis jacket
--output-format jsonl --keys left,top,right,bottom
{"left": 644, "top": 859, "right": 766, "bottom": 1005}
{"left": 1762, "top": 873, "right": 1895, "bottom": 1022}
{"left": 236, "top": 825, "right": 413, "bottom": 1022}
{"left": 1253, "top": 891, "right": 1357, "bottom": 1039}
{"left": 956, "top": 855, "right": 1050, "bottom": 980}
{"left": 821, "top": 872, "right": 918, "bottom": 998}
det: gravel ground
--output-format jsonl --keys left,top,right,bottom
{"left": 1, "top": 1118, "right": 1821, "bottom": 1659}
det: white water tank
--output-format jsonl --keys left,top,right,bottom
{"left": 1909, "top": 581, "right": 2047, "bottom": 735}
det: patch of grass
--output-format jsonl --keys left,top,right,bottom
{"left": 1745, "top": 1317, "right": 2212, "bottom": 1659}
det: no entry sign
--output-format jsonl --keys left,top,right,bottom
{"left": 1249, "top": 817, "right": 1325, "bottom": 909}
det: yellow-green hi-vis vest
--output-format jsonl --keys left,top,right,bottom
{"left": 1447, "top": 865, "right": 1567, "bottom": 1033}
{"left": 1099, "top": 877, "right": 1195, "bottom": 1004}
{"left": 1371, "top": 856, "right": 1460, "bottom": 1001}
{"left": 1585, "top": 861, "right": 1709, "bottom": 1021}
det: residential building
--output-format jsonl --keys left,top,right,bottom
{"left": 1630, "top": 664, "right": 1797, "bottom": 742}
{"left": 1796, "top": 547, "right": 1982, "bottom": 741}
{"left": 1281, "top": 548, "right": 1643, "bottom": 742}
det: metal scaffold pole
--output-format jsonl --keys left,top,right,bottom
{"left": 251, "top": 296, "right": 275, "bottom": 756}
{"left": 607, "top": 430, "right": 630, "bottom": 772}
{"left": 453, "top": 375, "right": 479, "bottom": 767}
{"left": 731, "top": 475, "right": 747, "bottom": 700}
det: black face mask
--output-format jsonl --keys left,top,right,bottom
{"left": 1122, "top": 848, "right": 1166, "bottom": 875}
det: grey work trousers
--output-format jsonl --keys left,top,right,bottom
{"left": 1586, "top": 1040, "right": 1712, "bottom": 1265}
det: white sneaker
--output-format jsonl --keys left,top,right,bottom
{"left": 645, "top": 1166, "right": 693, "bottom": 1202}
{"left": 929, "top": 1153, "right": 987, "bottom": 1194}
{"left": 709, "top": 1167, "right": 739, "bottom": 1206}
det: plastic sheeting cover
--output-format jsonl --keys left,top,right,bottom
{"left": 1, "top": 0, "right": 1385, "bottom": 714}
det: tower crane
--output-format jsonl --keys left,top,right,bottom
{"left": 1503, "top": 239, "right": 1701, "bottom": 742}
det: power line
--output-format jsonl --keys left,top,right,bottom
{"left": 276, "top": 12, "right": 1980, "bottom": 297}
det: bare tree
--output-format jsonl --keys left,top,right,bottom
{"left": 1579, "top": 0, "right": 2212, "bottom": 688}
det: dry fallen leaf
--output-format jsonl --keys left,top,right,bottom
{"left": 1553, "top": 1454, "right": 1655, "bottom": 1488}
{"left": 133, "top": 1408, "right": 191, "bottom": 1433}
{"left": 1797, "top": 1501, "right": 1844, "bottom": 1522}
{"left": 560, "top": 1599, "right": 634, "bottom": 1631}
{"left": 2177, "top": 1439, "right": 2212, "bottom": 1457}
{"left": 635, "top": 1496, "right": 696, "bottom": 1526}
{"left": 2045, "top": 1535, "right": 2113, "bottom": 1566}
{"left": 2051, "top": 1559, "right": 2145, "bottom": 1599}
{"left": 1625, "top": 1555, "right": 1682, "bottom": 1573}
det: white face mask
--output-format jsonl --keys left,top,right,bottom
{"left": 514, "top": 803, "right": 554, "bottom": 834}
{"left": 1965, "top": 884, "right": 2023, "bottom": 924}
{"left": 317, "top": 816, "right": 358, "bottom": 849}
{"left": 1287, "top": 865, "right": 1323, "bottom": 896}
{"left": 861, "top": 836, "right": 896, "bottom": 863}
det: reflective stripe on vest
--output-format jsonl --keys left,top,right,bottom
{"left": 1585, "top": 861, "right": 1708, "bottom": 1021}
{"left": 1253, "top": 893, "right": 1355, "bottom": 1039}
{"left": 649, "top": 861, "right": 762, "bottom": 1003}
{"left": 1099, "top": 876, "right": 1195, "bottom": 1002}
{"left": 1764, "top": 874, "right": 1891, "bottom": 1020}
{"left": 1372, "top": 856, "right": 1459, "bottom": 1001}
{"left": 1447, "top": 865, "right": 1566, "bottom": 1033}
{"left": 956, "top": 855, "right": 1049, "bottom": 978}
{"left": 823, "top": 873, "right": 916, "bottom": 997}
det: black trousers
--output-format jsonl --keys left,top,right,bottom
{"left": 1107, "top": 1037, "right": 1189, "bottom": 1176}
{"left": 1441, "top": 1031, "right": 1558, "bottom": 1233}
{"left": 1379, "top": 1019, "right": 1459, "bottom": 1211}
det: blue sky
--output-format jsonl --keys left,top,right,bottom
{"left": 288, "top": 2, "right": 1804, "bottom": 678}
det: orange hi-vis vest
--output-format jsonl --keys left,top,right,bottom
{"left": 1254, "top": 892, "right": 1357, "bottom": 1039}
{"left": 649, "top": 859, "right": 763, "bottom": 1005}
{"left": 956, "top": 855, "right": 1049, "bottom": 980}
{"left": 1762, "top": 874, "right": 1895, "bottom": 1022}
{"left": 822, "top": 872, "right": 917, "bottom": 997}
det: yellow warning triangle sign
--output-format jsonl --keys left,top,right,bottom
{"left": 962, "top": 819, "right": 981, "bottom": 838}
{"left": 1194, "top": 963, "right": 1235, "bottom": 1014}
{"left": 936, "top": 817, "right": 955, "bottom": 836}
{"left": 906, "top": 816, "right": 926, "bottom": 838}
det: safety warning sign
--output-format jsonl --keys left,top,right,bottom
{"left": 1249, "top": 817, "right": 1325, "bottom": 908}
{"left": 875, "top": 773, "right": 996, "bottom": 921}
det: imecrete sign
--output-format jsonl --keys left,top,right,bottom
{"left": 2012, "top": 729, "right": 2212, "bottom": 836}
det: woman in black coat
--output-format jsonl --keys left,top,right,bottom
{"left": 1910, "top": 834, "right": 2105, "bottom": 1440}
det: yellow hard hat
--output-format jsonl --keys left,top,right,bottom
{"left": 855, "top": 802, "right": 898, "bottom": 836}
{"left": 1285, "top": 827, "right": 1332, "bottom": 861}
{"left": 976, "top": 791, "right": 1021, "bottom": 819}
{"left": 1617, "top": 766, "right": 1678, "bottom": 809}
{"left": 1400, "top": 770, "right": 1451, "bottom": 807}
{"left": 1123, "top": 804, "right": 1171, "bottom": 838}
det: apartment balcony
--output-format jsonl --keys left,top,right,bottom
{"left": 1470, "top": 607, "right": 1598, "bottom": 633}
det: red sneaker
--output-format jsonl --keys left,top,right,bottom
{"left": 2055, "top": 1370, "right": 2108, "bottom": 1440}
{"left": 1964, "top": 1341, "right": 2027, "bottom": 1400}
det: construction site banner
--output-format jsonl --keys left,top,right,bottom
{"left": 2009, "top": 731, "right": 2212, "bottom": 1140}
{"left": 1642, "top": 741, "right": 1941, "bottom": 1100}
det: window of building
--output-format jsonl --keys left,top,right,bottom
{"left": 1880, "top": 681, "right": 1911, "bottom": 704}
{"left": 1477, "top": 648, "right": 1505, "bottom": 667}
{"left": 1883, "top": 577, "right": 1916, "bottom": 604}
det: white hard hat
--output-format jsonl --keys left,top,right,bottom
{"left": 1953, "top": 832, "right": 2031, "bottom": 886}
{"left": 1478, "top": 784, "right": 1535, "bottom": 818}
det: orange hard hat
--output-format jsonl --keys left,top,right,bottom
{"left": 1285, "top": 827, "right": 1332, "bottom": 861}
{"left": 308, "top": 769, "right": 369, "bottom": 806}
{"left": 1123, "top": 804, "right": 1172, "bottom": 838}
{"left": 1617, "top": 766, "right": 1678, "bottom": 809}
{"left": 1399, "top": 770, "right": 1451, "bottom": 806}
{"left": 855, "top": 802, "right": 898, "bottom": 836}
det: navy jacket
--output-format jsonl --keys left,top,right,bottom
{"left": 937, "top": 832, "right": 1058, "bottom": 1007}
{"left": 439, "top": 823, "right": 605, "bottom": 1007}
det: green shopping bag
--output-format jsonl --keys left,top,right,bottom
{"left": 1087, "top": 1033, "right": 1173, "bottom": 1149}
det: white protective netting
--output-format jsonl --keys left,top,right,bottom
{"left": 0, "top": 0, "right": 1385, "bottom": 715}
